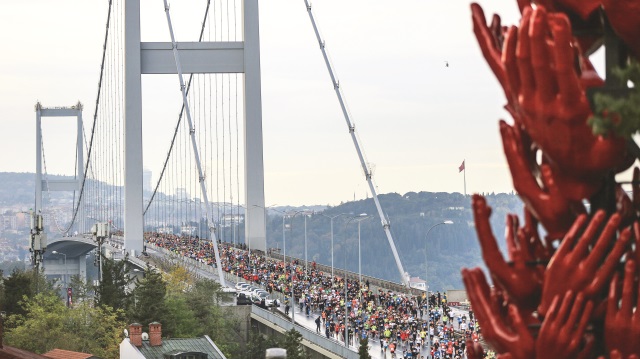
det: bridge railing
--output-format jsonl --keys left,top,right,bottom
{"left": 250, "top": 305, "right": 359, "bottom": 359}
{"left": 144, "top": 241, "right": 424, "bottom": 297}
{"left": 267, "top": 252, "right": 424, "bottom": 296}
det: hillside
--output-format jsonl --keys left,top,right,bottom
{"left": 0, "top": 172, "right": 524, "bottom": 291}
{"left": 264, "top": 191, "right": 524, "bottom": 291}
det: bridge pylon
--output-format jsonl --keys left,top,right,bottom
{"left": 34, "top": 102, "right": 85, "bottom": 235}
{"left": 123, "top": 0, "right": 266, "bottom": 255}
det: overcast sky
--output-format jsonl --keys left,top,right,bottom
{"left": 1, "top": 1, "right": 561, "bottom": 206}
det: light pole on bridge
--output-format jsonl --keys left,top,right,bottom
{"left": 424, "top": 220, "right": 453, "bottom": 355}
{"left": 347, "top": 213, "right": 371, "bottom": 296}
{"left": 320, "top": 212, "right": 351, "bottom": 285}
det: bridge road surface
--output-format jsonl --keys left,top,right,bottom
{"left": 114, "top": 239, "right": 467, "bottom": 358}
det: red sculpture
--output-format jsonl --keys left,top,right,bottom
{"left": 464, "top": 0, "right": 640, "bottom": 357}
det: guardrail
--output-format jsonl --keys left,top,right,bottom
{"left": 267, "top": 252, "right": 424, "bottom": 296}
{"left": 250, "top": 305, "right": 359, "bottom": 359}
{"left": 144, "top": 241, "right": 424, "bottom": 296}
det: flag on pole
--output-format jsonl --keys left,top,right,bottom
{"left": 458, "top": 160, "right": 465, "bottom": 173}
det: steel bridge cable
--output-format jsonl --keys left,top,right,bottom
{"left": 161, "top": 0, "right": 227, "bottom": 287}
{"left": 40, "top": 134, "right": 71, "bottom": 233}
{"left": 67, "top": 0, "right": 115, "bottom": 231}
{"left": 303, "top": 1, "right": 410, "bottom": 285}
{"left": 143, "top": 0, "right": 212, "bottom": 216}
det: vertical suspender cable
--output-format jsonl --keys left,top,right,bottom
{"left": 303, "top": 1, "right": 409, "bottom": 286}
{"left": 162, "top": 0, "right": 226, "bottom": 287}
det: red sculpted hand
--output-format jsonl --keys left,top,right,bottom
{"left": 473, "top": 195, "right": 544, "bottom": 309}
{"left": 602, "top": 0, "right": 640, "bottom": 56}
{"left": 466, "top": 338, "right": 485, "bottom": 359}
{"left": 539, "top": 211, "right": 631, "bottom": 316}
{"left": 500, "top": 120, "right": 585, "bottom": 239}
{"left": 599, "top": 350, "right": 640, "bottom": 359}
{"left": 518, "top": 208, "right": 554, "bottom": 261}
{"left": 605, "top": 258, "right": 640, "bottom": 357}
{"left": 471, "top": 4, "right": 512, "bottom": 106}
{"left": 536, "top": 291, "right": 594, "bottom": 359}
{"left": 502, "top": 7, "right": 629, "bottom": 200}
{"left": 633, "top": 167, "right": 640, "bottom": 215}
{"left": 462, "top": 267, "right": 535, "bottom": 359}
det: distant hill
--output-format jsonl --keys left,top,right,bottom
{"left": 0, "top": 172, "right": 37, "bottom": 206}
{"left": 0, "top": 172, "right": 75, "bottom": 207}
{"left": 0, "top": 172, "right": 524, "bottom": 291}
{"left": 264, "top": 191, "right": 524, "bottom": 291}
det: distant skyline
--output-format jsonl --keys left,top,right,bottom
{"left": 0, "top": 1, "right": 605, "bottom": 206}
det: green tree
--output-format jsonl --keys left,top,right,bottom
{"left": 184, "top": 277, "right": 241, "bottom": 357}
{"left": 69, "top": 274, "right": 93, "bottom": 304}
{"left": 5, "top": 292, "right": 124, "bottom": 358}
{"left": 3, "top": 269, "right": 32, "bottom": 317}
{"left": 589, "top": 61, "right": 640, "bottom": 137}
{"left": 2, "top": 268, "right": 54, "bottom": 318}
{"left": 280, "top": 329, "right": 308, "bottom": 359}
{"left": 95, "top": 255, "right": 133, "bottom": 314}
{"left": 130, "top": 265, "right": 167, "bottom": 332}
{"left": 246, "top": 331, "right": 279, "bottom": 359}
{"left": 164, "top": 294, "right": 199, "bottom": 337}
{"left": 358, "top": 338, "right": 372, "bottom": 359}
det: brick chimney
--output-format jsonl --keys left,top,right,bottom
{"left": 129, "top": 323, "right": 143, "bottom": 347}
{"left": 149, "top": 322, "right": 162, "bottom": 347}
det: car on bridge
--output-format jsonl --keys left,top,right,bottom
{"left": 237, "top": 293, "right": 252, "bottom": 305}
{"left": 250, "top": 292, "right": 279, "bottom": 308}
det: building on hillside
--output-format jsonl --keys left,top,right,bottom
{"left": 43, "top": 349, "right": 98, "bottom": 359}
{"left": 120, "top": 322, "right": 227, "bottom": 359}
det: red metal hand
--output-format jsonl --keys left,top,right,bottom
{"left": 536, "top": 291, "right": 594, "bottom": 359}
{"left": 605, "top": 258, "right": 640, "bottom": 357}
{"left": 500, "top": 120, "right": 585, "bottom": 239}
{"left": 539, "top": 211, "right": 631, "bottom": 316}
{"left": 462, "top": 267, "right": 535, "bottom": 359}
{"left": 502, "top": 7, "right": 630, "bottom": 200}
{"left": 473, "top": 195, "right": 544, "bottom": 309}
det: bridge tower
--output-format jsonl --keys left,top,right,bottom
{"left": 34, "top": 102, "right": 85, "bottom": 234}
{"left": 123, "top": 0, "right": 266, "bottom": 255}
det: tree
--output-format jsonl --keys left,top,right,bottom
{"left": 590, "top": 61, "right": 640, "bottom": 137}
{"left": 164, "top": 294, "right": 199, "bottom": 338}
{"left": 280, "top": 329, "right": 308, "bottom": 359}
{"left": 246, "top": 330, "right": 279, "bottom": 359}
{"left": 95, "top": 255, "right": 133, "bottom": 314}
{"left": 69, "top": 274, "right": 93, "bottom": 304}
{"left": 165, "top": 264, "right": 194, "bottom": 295}
{"left": 2, "top": 268, "right": 54, "bottom": 318}
{"left": 130, "top": 265, "right": 167, "bottom": 332}
{"left": 5, "top": 291, "right": 125, "bottom": 358}
{"left": 358, "top": 338, "right": 372, "bottom": 359}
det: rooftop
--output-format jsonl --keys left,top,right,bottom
{"left": 136, "top": 337, "right": 226, "bottom": 359}
{"left": 0, "top": 345, "right": 49, "bottom": 359}
{"left": 43, "top": 349, "right": 98, "bottom": 359}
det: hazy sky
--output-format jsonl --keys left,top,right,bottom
{"left": 1, "top": 1, "right": 557, "bottom": 206}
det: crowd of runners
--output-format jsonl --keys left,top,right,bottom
{"left": 144, "top": 232, "right": 489, "bottom": 358}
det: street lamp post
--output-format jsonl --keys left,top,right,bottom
{"left": 320, "top": 213, "right": 350, "bottom": 285}
{"left": 347, "top": 213, "right": 371, "bottom": 295}
{"left": 288, "top": 210, "right": 307, "bottom": 326}
{"left": 304, "top": 214, "right": 308, "bottom": 279}
{"left": 259, "top": 205, "right": 291, "bottom": 326}
{"left": 344, "top": 240, "right": 349, "bottom": 348}
{"left": 424, "top": 220, "right": 453, "bottom": 357}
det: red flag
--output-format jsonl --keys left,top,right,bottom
{"left": 458, "top": 160, "right": 465, "bottom": 173}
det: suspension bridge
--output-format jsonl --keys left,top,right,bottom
{"left": 30, "top": 1, "right": 425, "bottom": 356}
